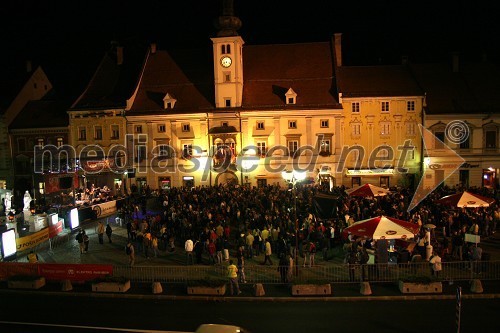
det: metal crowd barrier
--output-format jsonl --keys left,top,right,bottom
{"left": 111, "top": 261, "right": 500, "bottom": 284}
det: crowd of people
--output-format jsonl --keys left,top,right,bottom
{"left": 118, "top": 182, "right": 499, "bottom": 280}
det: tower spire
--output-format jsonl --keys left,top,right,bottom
{"left": 214, "top": 0, "right": 242, "bottom": 37}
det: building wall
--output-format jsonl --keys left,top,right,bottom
{"left": 68, "top": 109, "right": 127, "bottom": 191}
{"left": 10, "top": 128, "right": 69, "bottom": 200}
{"left": 340, "top": 96, "right": 424, "bottom": 189}
{"left": 425, "top": 114, "right": 500, "bottom": 189}
{"left": 125, "top": 108, "right": 343, "bottom": 189}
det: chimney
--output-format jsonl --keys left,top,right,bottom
{"left": 116, "top": 46, "right": 124, "bottom": 65}
{"left": 26, "top": 60, "right": 32, "bottom": 73}
{"left": 334, "top": 33, "right": 342, "bottom": 67}
{"left": 150, "top": 43, "right": 157, "bottom": 54}
{"left": 452, "top": 52, "right": 459, "bottom": 73}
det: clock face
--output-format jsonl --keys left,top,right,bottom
{"left": 221, "top": 56, "right": 232, "bottom": 68}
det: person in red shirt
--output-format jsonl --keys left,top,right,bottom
{"left": 208, "top": 239, "right": 217, "bottom": 264}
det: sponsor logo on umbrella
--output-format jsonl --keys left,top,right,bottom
{"left": 386, "top": 230, "right": 397, "bottom": 235}
{"left": 467, "top": 201, "right": 476, "bottom": 205}
{"left": 401, "top": 235, "right": 407, "bottom": 239}
{"left": 358, "top": 228, "right": 366, "bottom": 232}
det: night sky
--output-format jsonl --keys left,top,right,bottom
{"left": 2, "top": 0, "right": 499, "bottom": 99}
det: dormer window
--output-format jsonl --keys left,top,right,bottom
{"left": 285, "top": 88, "right": 297, "bottom": 105}
{"left": 163, "top": 93, "right": 177, "bottom": 109}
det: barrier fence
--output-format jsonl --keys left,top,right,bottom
{"left": 112, "top": 261, "right": 500, "bottom": 284}
{"left": 2, "top": 261, "right": 499, "bottom": 284}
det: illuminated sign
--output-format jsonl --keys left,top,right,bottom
{"left": 2, "top": 229, "right": 17, "bottom": 258}
{"left": 70, "top": 208, "right": 79, "bottom": 229}
{"left": 346, "top": 169, "right": 394, "bottom": 176}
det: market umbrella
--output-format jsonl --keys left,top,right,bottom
{"left": 342, "top": 215, "right": 420, "bottom": 240}
{"left": 423, "top": 224, "right": 436, "bottom": 229}
{"left": 345, "top": 184, "right": 390, "bottom": 197}
{"left": 436, "top": 191, "right": 495, "bottom": 208}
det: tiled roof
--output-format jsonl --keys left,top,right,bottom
{"left": 0, "top": 62, "right": 39, "bottom": 114}
{"left": 336, "top": 65, "right": 424, "bottom": 97}
{"left": 127, "top": 41, "right": 341, "bottom": 115}
{"left": 242, "top": 42, "right": 341, "bottom": 109}
{"left": 9, "top": 95, "right": 70, "bottom": 129}
{"left": 71, "top": 44, "right": 146, "bottom": 110}
{"left": 409, "top": 62, "right": 500, "bottom": 114}
{"left": 127, "top": 48, "right": 215, "bottom": 115}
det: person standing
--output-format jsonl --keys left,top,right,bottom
{"left": 278, "top": 253, "right": 289, "bottom": 283}
{"left": 194, "top": 238, "right": 204, "bottom": 264}
{"left": 429, "top": 251, "right": 442, "bottom": 277}
{"left": 82, "top": 230, "right": 90, "bottom": 253}
{"left": 151, "top": 235, "right": 159, "bottom": 258}
{"left": 76, "top": 229, "right": 85, "bottom": 254}
{"left": 321, "top": 235, "right": 330, "bottom": 261}
{"left": 302, "top": 240, "right": 309, "bottom": 267}
{"left": 208, "top": 239, "right": 217, "bottom": 264}
{"left": 262, "top": 238, "right": 273, "bottom": 265}
{"left": 470, "top": 243, "right": 483, "bottom": 274}
{"left": 308, "top": 241, "right": 316, "bottom": 267}
{"left": 126, "top": 242, "right": 135, "bottom": 267}
{"left": 185, "top": 238, "right": 194, "bottom": 265}
{"left": 143, "top": 232, "right": 152, "bottom": 258}
{"left": 105, "top": 223, "right": 113, "bottom": 243}
{"left": 215, "top": 237, "right": 224, "bottom": 264}
{"left": 97, "top": 221, "right": 105, "bottom": 244}
{"left": 287, "top": 253, "right": 294, "bottom": 282}
{"left": 227, "top": 259, "right": 241, "bottom": 295}
{"left": 236, "top": 246, "right": 247, "bottom": 283}
{"left": 245, "top": 230, "right": 254, "bottom": 259}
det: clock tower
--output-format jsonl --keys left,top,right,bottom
{"left": 211, "top": 0, "right": 244, "bottom": 108}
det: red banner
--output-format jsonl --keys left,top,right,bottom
{"left": 44, "top": 173, "right": 78, "bottom": 194}
{"left": 0, "top": 263, "right": 38, "bottom": 281}
{"left": 37, "top": 264, "right": 113, "bottom": 281}
{"left": 48, "top": 220, "right": 63, "bottom": 239}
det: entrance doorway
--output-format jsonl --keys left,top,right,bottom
{"left": 182, "top": 176, "right": 194, "bottom": 189}
{"left": 158, "top": 177, "right": 171, "bottom": 190}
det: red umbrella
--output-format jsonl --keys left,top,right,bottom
{"left": 346, "top": 184, "right": 390, "bottom": 197}
{"left": 436, "top": 191, "right": 495, "bottom": 208}
{"left": 342, "top": 215, "right": 420, "bottom": 240}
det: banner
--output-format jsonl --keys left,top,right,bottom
{"left": 38, "top": 263, "right": 113, "bottom": 281}
{"left": 16, "top": 228, "right": 49, "bottom": 252}
{"left": 82, "top": 158, "right": 115, "bottom": 172}
{"left": 92, "top": 200, "right": 117, "bottom": 218}
{"left": 0, "top": 263, "right": 38, "bottom": 281}
{"left": 44, "top": 173, "right": 78, "bottom": 194}
{"left": 48, "top": 220, "right": 63, "bottom": 239}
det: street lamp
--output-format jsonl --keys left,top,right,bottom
{"left": 282, "top": 169, "right": 306, "bottom": 276}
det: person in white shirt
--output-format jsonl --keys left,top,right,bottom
{"left": 429, "top": 252, "right": 442, "bottom": 277}
{"left": 185, "top": 238, "right": 194, "bottom": 265}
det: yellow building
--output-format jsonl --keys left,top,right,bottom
{"left": 68, "top": 43, "right": 142, "bottom": 194}
{"left": 335, "top": 43, "right": 425, "bottom": 189}
{"left": 124, "top": 8, "right": 344, "bottom": 189}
